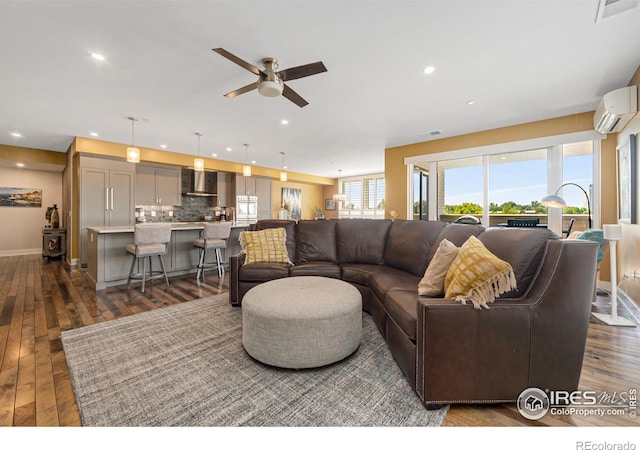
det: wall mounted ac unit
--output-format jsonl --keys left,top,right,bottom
{"left": 593, "top": 85, "right": 638, "bottom": 133}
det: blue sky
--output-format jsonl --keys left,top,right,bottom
{"left": 445, "top": 154, "right": 593, "bottom": 208}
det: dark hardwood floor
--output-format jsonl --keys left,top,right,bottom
{"left": 0, "top": 254, "right": 638, "bottom": 427}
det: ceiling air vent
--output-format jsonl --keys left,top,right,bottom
{"left": 595, "top": 0, "right": 640, "bottom": 22}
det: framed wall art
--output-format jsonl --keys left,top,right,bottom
{"left": 0, "top": 187, "right": 42, "bottom": 207}
{"left": 324, "top": 198, "right": 336, "bottom": 210}
{"left": 282, "top": 187, "right": 302, "bottom": 219}
{"left": 616, "top": 133, "right": 637, "bottom": 224}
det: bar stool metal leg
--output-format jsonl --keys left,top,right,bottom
{"left": 159, "top": 255, "right": 169, "bottom": 285}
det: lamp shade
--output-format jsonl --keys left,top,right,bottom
{"left": 243, "top": 165, "right": 252, "bottom": 177}
{"left": 193, "top": 157, "right": 205, "bottom": 172}
{"left": 126, "top": 146, "right": 140, "bottom": 163}
{"left": 603, "top": 224, "right": 622, "bottom": 241}
{"left": 540, "top": 194, "right": 567, "bottom": 209}
{"left": 280, "top": 170, "right": 287, "bottom": 182}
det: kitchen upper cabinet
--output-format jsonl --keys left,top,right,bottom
{"left": 235, "top": 175, "right": 256, "bottom": 196}
{"left": 255, "top": 177, "right": 272, "bottom": 219}
{"left": 135, "top": 163, "right": 181, "bottom": 206}
{"left": 79, "top": 156, "right": 135, "bottom": 266}
{"left": 216, "top": 171, "right": 233, "bottom": 207}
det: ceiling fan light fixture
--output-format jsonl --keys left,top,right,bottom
{"left": 258, "top": 79, "right": 284, "bottom": 97}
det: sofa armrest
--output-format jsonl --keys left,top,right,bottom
{"left": 416, "top": 239, "right": 598, "bottom": 408}
{"left": 229, "top": 252, "right": 246, "bottom": 306}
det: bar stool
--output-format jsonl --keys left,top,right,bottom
{"left": 193, "top": 222, "right": 232, "bottom": 281}
{"left": 126, "top": 223, "right": 172, "bottom": 293}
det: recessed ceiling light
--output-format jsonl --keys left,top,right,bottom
{"left": 10, "top": 132, "right": 21, "bottom": 137}
{"left": 160, "top": 144, "right": 167, "bottom": 149}
{"left": 226, "top": 147, "right": 232, "bottom": 152}
{"left": 211, "top": 153, "right": 218, "bottom": 157}
{"left": 251, "top": 160, "right": 256, "bottom": 164}
{"left": 16, "top": 163, "right": 25, "bottom": 168}
{"left": 423, "top": 66, "right": 435, "bottom": 75}
{"left": 90, "top": 132, "right": 98, "bottom": 137}
{"left": 467, "top": 100, "right": 476, "bottom": 105}
{"left": 281, "top": 119, "right": 289, "bottom": 125}
{"left": 91, "top": 53, "right": 105, "bottom": 61}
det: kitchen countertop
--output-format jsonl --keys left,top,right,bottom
{"left": 88, "top": 222, "right": 251, "bottom": 234}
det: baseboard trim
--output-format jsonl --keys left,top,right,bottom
{"left": 0, "top": 248, "right": 41, "bottom": 257}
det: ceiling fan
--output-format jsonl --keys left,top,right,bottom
{"left": 212, "top": 48, "right": 327, "bottom": 108}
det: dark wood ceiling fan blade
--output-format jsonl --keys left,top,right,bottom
{"left": 224, "top": 82, "right": 258, "bottom": 98}
{"left": 212, "top": 48, "right": 263, "bottom": 76}
{"left": 278, "top": 61, "right": 327, "bottom": 81}
{"left": 282, "top": 84, "right": 309, "bottom": 108}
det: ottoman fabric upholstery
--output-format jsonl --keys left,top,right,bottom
{"left": 242, "top": 276, "right": 362, "bottom": 369}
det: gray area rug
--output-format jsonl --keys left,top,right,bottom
{"left": 61, "top": 294, "right": 448, "bottom": 426}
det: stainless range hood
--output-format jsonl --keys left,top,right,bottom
{"left": 182, "top": 168, "right": 217, "bottom": 196}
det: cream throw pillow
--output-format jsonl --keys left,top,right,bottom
{"left": 239, "top": 228, "right": 293, "bottom": 265}
{"left": 444, "top": 235, "right": 517, "bottom": 309}
{"left": 418, "top": 239, "right": 459, "bottom": 296}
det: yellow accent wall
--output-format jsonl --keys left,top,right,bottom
{"left": 74, "top": 137, "right": 334, "bottom": 186}
{"left": 0, "top": 144, "right": 66, "bottom": 166}
{"left": 384, "top": 111, "right": 619, "bottom": 281}
{"left": 616, "top": 65, "right": 640, "bottom": 302}
{"left": 271, "top": 180, "right": 325, "bottom": 220}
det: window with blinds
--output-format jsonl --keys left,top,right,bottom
{"left": 339, "top": 174, "right": 385, "bottom": 219}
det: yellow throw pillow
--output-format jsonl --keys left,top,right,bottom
{"left": 239, "top": 228, "right": 293, "bottom": 265}
{"left": 418, "top": 239, "right": 459, "bottom": 296}
{"left": 444, "top": 235, "right": 517, "bottom": 309}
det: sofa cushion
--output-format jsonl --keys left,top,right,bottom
{"left": 369, "top": 267, "right": 422, "bottom": 302}
{"left": 427, "top": 223, "right": 484, "bottom": 263}
{"left": 444, "top": 236, "right": 517, "bottom": 310}
{"left": 336, "top": 219, "right": 391, "bottom": 264}
{"left": 384, "top": 220, "right": 446, "bottom": 276}
{"left": 239, "top": 228, "right": 293, "bottom": 265}
{"left": 295, "top": 220, "right": 337, "bottom": 264}
{"left": 289, "top": 261, "right": 341, "bottom": 278}
{"left": 384, "top": 289, "right": 420, "bottom": 341}
{"left": 478, "top": 227, "right": 558, "bottom": 298}
{"left": 418, "top": 238, "right": 459, "bottom": 296}
{"left": 256, "top": 220, "right": 297, "bottom": 262}
{"left": 340, "top": 263, "right": 388, "bottom": 286}
{"left": 238, "top": 262, "right": 291, "bottom": 282}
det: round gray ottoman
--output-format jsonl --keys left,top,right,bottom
{"left": 242, "top": 276, "right": 362, "bottom": 369}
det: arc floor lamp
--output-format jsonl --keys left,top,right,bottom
{"left": 541, "top": 182, "right": 592, "bottom": 229}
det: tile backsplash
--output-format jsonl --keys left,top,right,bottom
{"left": 136, "top": 196, "right": 219, "bottom": 223}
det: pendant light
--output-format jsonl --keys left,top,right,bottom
{"left": 280, "top": 152, "right": 288, "bottom": 182}
{"left": 333, "top": 169, "right": 345, "bottom": 203}
{"left": 243, "top": 144, "right": 251, "bottom": 177}
{"left": 194, "top": 132, "right": 204, "bottom": 172}
{"left": 126, "top": 117, "right": 140, "bottom": 163}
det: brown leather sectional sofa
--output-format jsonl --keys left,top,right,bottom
{"left": 229, "top": 219, "right": 599, "bottom": 409}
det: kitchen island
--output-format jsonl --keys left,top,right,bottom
{"left": 86, "top": 222, "right": 250, "bottom": 290}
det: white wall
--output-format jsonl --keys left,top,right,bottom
{"left": 0, "top": 167, "right": 62, "bottom": 256}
